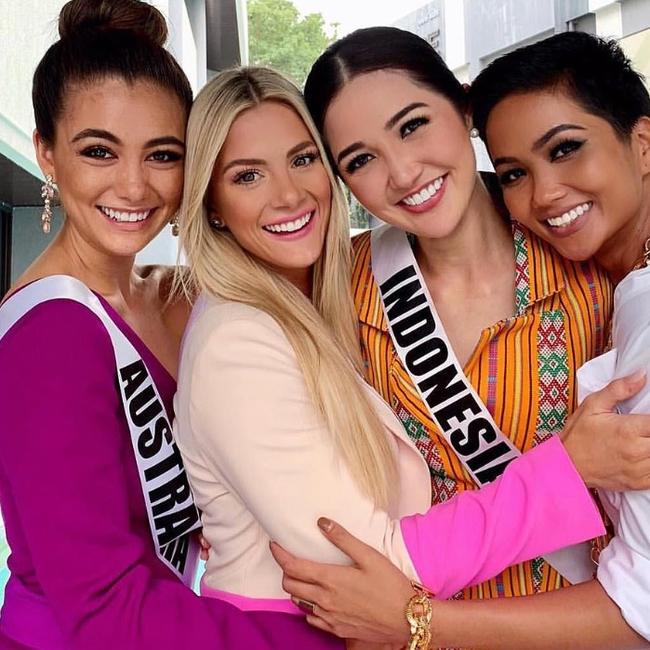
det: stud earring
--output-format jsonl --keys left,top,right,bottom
{"left": 170, "top": 214, "right": 179, "bottom": 237}
{"left": 469, "top": 127, "right": 479, "bottom": 139}
{"left": 40, "top": 174, "right": 56, "bottom": 234}
{"left": 210, "top": 217, "right": 224, "bottom": 229}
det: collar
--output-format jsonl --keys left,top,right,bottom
{"left": 353, "top": 221, "right": 566, "bottom": 332}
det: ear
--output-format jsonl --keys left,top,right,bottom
{"left": 33, "top": 130, "right": 56, "bottom": 179}
{"left": 632, "top": 116, "right": 650, "bottom": 175}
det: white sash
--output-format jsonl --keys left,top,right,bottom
{"left": 371, "top": 226, "right": 593, "bottom": 584}
{"left": 0, "top": 276, "right": 200, "bottom": 587}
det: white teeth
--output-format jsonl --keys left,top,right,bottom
{"left": 402, "top": 176, "right": 445, "bottom": 207}
{"left": 546, "top": 202, "right": 592, "bottom": 228}
{"left": 263, "top": 211, "right": 313, "bottom": 234}
{"left": 100, "top": 206, "right": 151, "bottom": 223}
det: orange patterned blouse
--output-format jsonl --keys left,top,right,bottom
{"left": 352, "top": 222, "right": 613, "bottom": 600}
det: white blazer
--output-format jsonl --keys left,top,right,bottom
{"left": 174, "top": 294, "right": 432, "bottom": 601}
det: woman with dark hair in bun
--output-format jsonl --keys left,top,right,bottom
{"left": 0, "top": 1, "right": 339, "bottom": 648}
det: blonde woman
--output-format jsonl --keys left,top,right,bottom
{"left": 172, "top": 67, "right": 625, "bottom": 619}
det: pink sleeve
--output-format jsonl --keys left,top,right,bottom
{"left": 400, "top": 436, "right": 604, "bottom": 599}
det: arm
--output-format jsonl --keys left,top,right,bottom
{"left": 432, "top": 580, "right": 647, "bottom": 650}
{"left": 401, "top": 435, "right": 603, "bottom": 598}
{"left": 188, "top": 311, "right": 601, "bottom": 597}
{"left": 274, "top": 523, "right": 647, "bottom": 649}
{"left": 0, "top": 301, "right": 340, "bottom": 650}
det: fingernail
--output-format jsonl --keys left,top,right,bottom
{"left": 317, "top": 517, "right": 333, "bottom": 533}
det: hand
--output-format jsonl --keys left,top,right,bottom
{"left": 270, "top": 518, "right": 413, "bottom": 645}
{"left": 561, "top": 371, "right": 650, "bottom": 490}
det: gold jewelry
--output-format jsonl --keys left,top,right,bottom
{"left": 294, "top": 598, "right": 316, "bottom": 615}
{"left": 405, "top": 581, "right": 433, "bottom": 650}
{"left": 632, "top": 235, "right": 650, "bottom": 271}
{"left": 40, "top": 174, "right": 56, "bottom": 234}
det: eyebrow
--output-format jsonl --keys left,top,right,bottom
{"left": 532, "top": 123, "right": 586, "bottom": 150}
{"left": 335, "top": 102, "right": 429, "bottom": 165}
{"left": 493, "top": 123, "right": 587, "bottom": 168}
{"left": 222, "top": 141, "right": 316, "bottom": 173}
{"left": 385, "top": 102, "right": 428, "bottom": 130}
{"left": 71, "top": 129, "right": 184, "bottom": 149}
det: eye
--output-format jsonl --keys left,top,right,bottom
{"left": 148, "top": 149, "right": 183, "bottom": 163}
{"left": 80, "top": 145, "right": 115, "bottom": 159}
{"left": 345, "top": 152, "right": 374, "bottom": 174}
{"left": 293, "top": 151, "right": 320, "bottom": 168}
{"left": 498, "top": 168, "right": 526, "bottom": 187}
{"left": 550, "top": 138, "right": 584, "bottom": 161}
{"left": 234, "top": 169, "right": 262, "bottom": 184}
{"left": 399, "top": 116, "right": 429, "bottom": 138}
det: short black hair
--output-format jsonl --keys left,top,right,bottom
{"left": 471, "top": 31, "right": 650, "bottom": 143}
{"left": 304, "top": 26, "right": 467, "bottom": 138}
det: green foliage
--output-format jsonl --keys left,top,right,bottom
{"left": 248, "top": 0, "right": 335, "bottom": 88}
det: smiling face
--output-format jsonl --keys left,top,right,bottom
{"left": 486, "top": 89, "right": 650, "bottom": 268}
{"left": 208, "top": 101, "right": 331, "bottom": 288}
{"left": 35, "top": 77, "right": 186, "bottom": 258}
{"left": 323, "top": 70, "right": 477, "bottom": 239}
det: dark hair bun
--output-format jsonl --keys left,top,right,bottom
{"left": 58, "top": 0, "right": 167, "bottom": 46}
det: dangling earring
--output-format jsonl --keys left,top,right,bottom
{"left": 469, "top": 127, "right": 479, "bottom": 139}
{"left": 170, "top": 213, "right": 179, "bottom": 237}
{"left": 40, "top": 174, "right": 56, "bottom": 234}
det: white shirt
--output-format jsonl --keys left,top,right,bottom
{"left": 577, "top": 265, "right": 650, "bottom": 640}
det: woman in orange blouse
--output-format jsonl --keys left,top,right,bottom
{"left": 279, "top": 28, "right": 650, "bottom": 648}
{"left": 300, "top": 25, "right": 612, "bottom": 604}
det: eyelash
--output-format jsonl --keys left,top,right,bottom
{"left": 344, "top": 115, "right": 430, "bottom": 174}
{"left": 399, "top": 115, "right": 429, "bottom": 138}
{"left": 549, "top": 138, "right": 584, "bottom": 161}
{"left": 79, "top": 146, "right": 183, "bottom": 163}
{"left": 234, "top": 151, "right": 321, "bottom": 184}
{"left": 498, "top": 138, "right": 586, "bottom": 187}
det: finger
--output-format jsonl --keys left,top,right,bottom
{"left": 587, "top": 370, "right": 647, "bottom": 412}
{"left": 317, "top": 518, "right": 380, "bottom": 568}
{"left": 270, "top": 542, "right": 324, "bottom": 583}
{"left": 305, "top": 614, "right": 336, "bottom": 635}
{"left": 282, "top": 577, "right": 323, "bottom": 603}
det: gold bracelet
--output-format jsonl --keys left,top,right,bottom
{"left": 405, "top": 581, "right": 433, "bottom": 650}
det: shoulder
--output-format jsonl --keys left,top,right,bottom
{"left": 183, "top": 297, "right": 292, "bottom": 366}
{"left": 0, "top": 296, "right": 116, "bottom": 406}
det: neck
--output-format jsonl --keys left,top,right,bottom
{"left": 49, "top": 224, "right": 138, "bottom": 303}
{"left": 282, "top": 267, "right": 312, "bottom": 298}
{"left": 415, "top": 175, "right": 512, "bottom": 282}
{"left": 595, "top": 180, "right": 650, "bottom": 282}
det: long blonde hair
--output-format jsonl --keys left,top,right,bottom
{"left": 178, "top": 66, "right": 397, "bottom": 507}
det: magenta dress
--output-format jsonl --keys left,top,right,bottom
{"left": 0, "top": 292, "right": 340, "bottom": 650}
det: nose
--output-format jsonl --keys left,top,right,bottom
{"left": 271, "top": 169, "right": 303, "bottom": 209}
{"left": 531, "top": 167, "right": 567, "bottom": 211}
{"left": 384, "top": 148, "right": 421, "bottom": 193}
{"left": 115, "top": 158, "right": 148, "bottom": 204}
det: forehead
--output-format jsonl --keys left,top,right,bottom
{"left": 221, "top": 101, "right": 312, "bottom": 156}
{"left": 57, "top": 77, "right": 186, "bottom": 141}
{"left": 324, "top": 70, "right": 456, "bottom": 144}
{"left": 485, "top": 89, "right": 609, "bottom": 152}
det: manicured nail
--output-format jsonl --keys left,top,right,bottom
{"left": 317, "top": 517, "right": 333, "bottom": 533}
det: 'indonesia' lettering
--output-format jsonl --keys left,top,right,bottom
{"left": 378, "top": 260, "right": 518, "bottom": 486}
